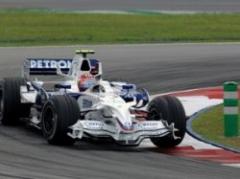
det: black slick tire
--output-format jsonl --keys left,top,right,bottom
{"left": 147, "top": 95, "right": 186, "bottom": 148}
{"left": 41, "top": 95, "right": 80, "bottom": 145}
{"left": 1, "top": 77, "right": 30, "bottom": 125}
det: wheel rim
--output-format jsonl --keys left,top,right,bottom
{"left": 148, "top": 108, "right": 161, "bottom": 121}
{"left": 43, "top": 106, "right": 57, "bottom": 136}
{"left": 148, "top": 107, "right": 169, "bottom": 126}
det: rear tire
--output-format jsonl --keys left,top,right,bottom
{"left": 147, "top": 95, "right": 186, "bottom": 148}
{"left": 1, "top": 77, "right": 30, "bottom": 125}
{"left": 41, "top": 95, "right": 80, "bottom": 145}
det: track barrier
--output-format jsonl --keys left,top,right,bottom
{"left": 223, "top": 81, "right": 239, "bottom": 137}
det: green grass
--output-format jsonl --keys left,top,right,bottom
{"left": 1, "top": 10, "right": 240, "bottom": 46}
{"left": 192, "top": 105, "right": 240, "bottom": 149}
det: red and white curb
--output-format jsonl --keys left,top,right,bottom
{"left": 143, "top": 87, "right": 240, "bottom": 168}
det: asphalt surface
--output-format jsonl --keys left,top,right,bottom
{"left": 1, "top": 44, "right": 240, "bottom": 94}
{"left": 0, "top": 43, "right": 240, "bottom": 179}
{"left": 0, "top": 0, "right": 240, "bottom": 12}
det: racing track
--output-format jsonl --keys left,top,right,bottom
{"left": 1, "top": 0, "right": 240, "bottom": 12}
{"left": 0, "top": 43, "right": 240, "bottom": 179}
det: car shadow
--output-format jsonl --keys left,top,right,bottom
{"left": 0, "top": 122, "right": 156, "bottom": 153}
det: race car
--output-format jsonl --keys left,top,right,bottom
{"left": 0, "top": 49, "right": 186, "bottom": 148}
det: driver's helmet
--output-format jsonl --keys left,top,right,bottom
{"left": 77, "top": 59, "right": 99, "bottom": 91}
{"left": 78, "top": 73, "right": 95, "bottom": 91}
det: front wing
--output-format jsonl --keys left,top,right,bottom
{"left": 68, "top": 120, "right": 170, "bottom": 145}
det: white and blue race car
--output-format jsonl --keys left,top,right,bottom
{"left": 0, "top": 50, "right": 186, "bottom": 147}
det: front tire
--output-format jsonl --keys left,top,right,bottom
{"left": 147, "top": 95, "right": 186, "bottom": 148}
{"left": 41, "top": 95, "right": 80, "bottom": 145}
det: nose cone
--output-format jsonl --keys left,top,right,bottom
{"left": 112, "top": 103, "right": 133, "bottom": 131}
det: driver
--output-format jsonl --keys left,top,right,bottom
{"left": 77, "top": 60, "right": 99, "bottom": 92}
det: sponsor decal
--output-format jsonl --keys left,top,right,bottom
{"left": 82, "top": 99, "right": 93, "bottom": 108}
{"left": 84, "top": 121, "right": 104, "bottom": 129}
{"left": 28, "top": 59, "right": 72, "bottom": 69}
{"left": 123, "top": 122, "right": 133, "bottom": 129}
{"left": 134, "top": 121, "right": 159, "bottom": 130}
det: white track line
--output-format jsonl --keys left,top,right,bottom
{"left": 223, "top": 164, "right": 240, "bottom": 168}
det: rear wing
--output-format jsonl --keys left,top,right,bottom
{"left": 23, "top": 58, "right": 73, "bottom": 77}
